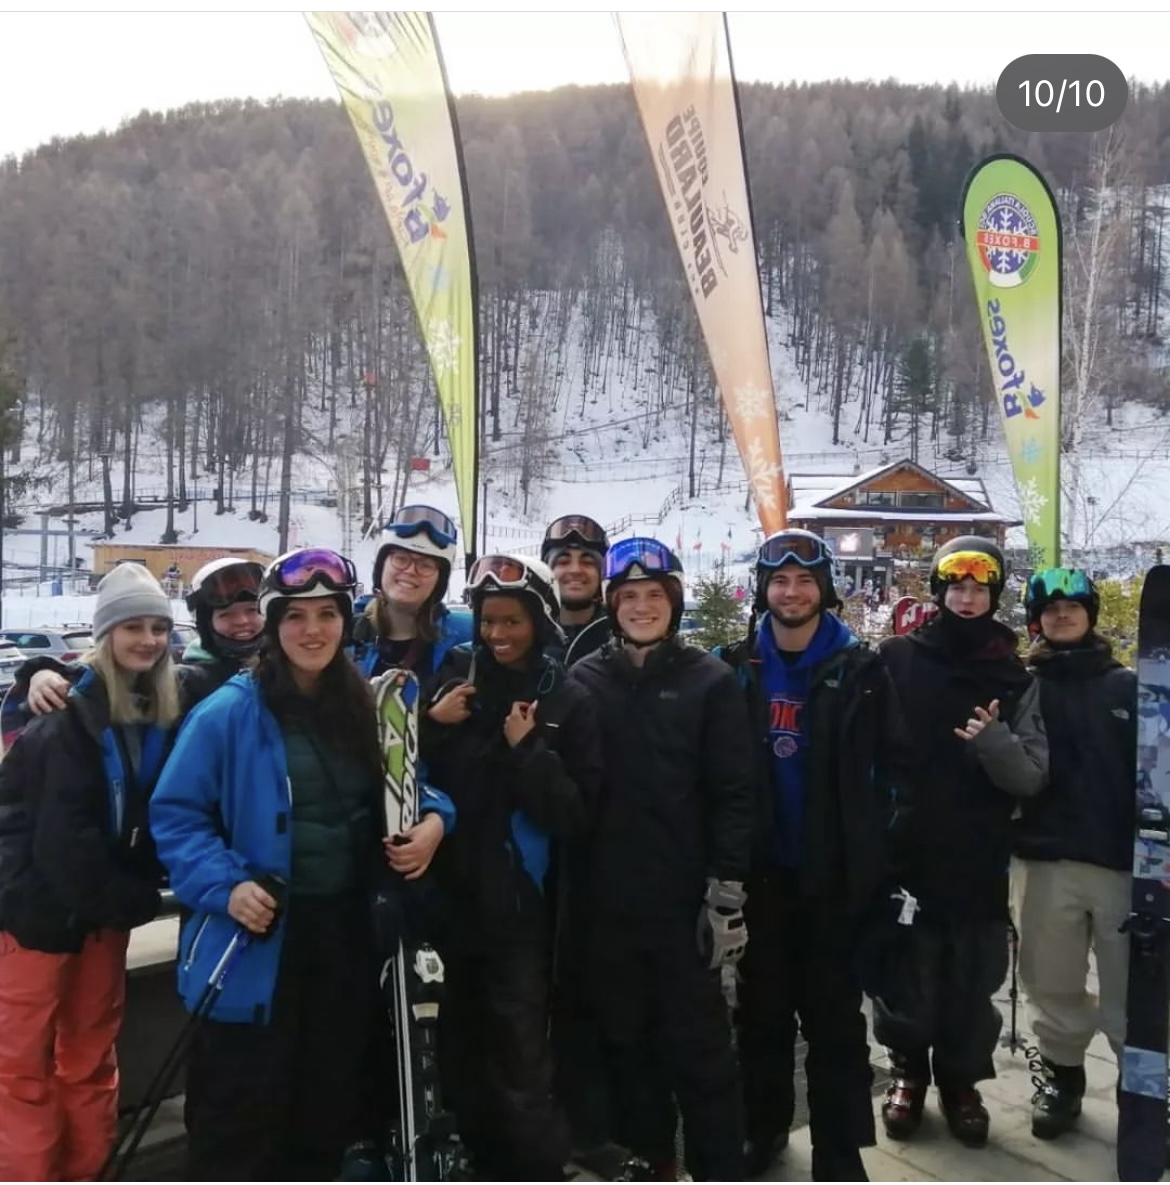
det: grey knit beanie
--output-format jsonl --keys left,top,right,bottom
{"left": 93, "top": 564, "right": 174, "bottom": 640}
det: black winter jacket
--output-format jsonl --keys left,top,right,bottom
{"left": 0, "top": 669, "right": 167, "bottom": 952}
{"left": 719, "top": 625, "right": 912, "bottom": 917}
{"left": 879, "top": 616, "right": 1048, "bottom": 921}
{"left": 567, "top": 638, "right": 755, "bottom": 925}
{"left": 421, "top": 645, "right": 602, "bottom": 943}
{"left": 1012, "top": 639, "right": 1136, "bottom": 870}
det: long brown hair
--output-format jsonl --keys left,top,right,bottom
{"left": 255, "top": 604, "right": 382, "bottom": 783}
{"left": 364, "top": 589, "right": 439, "bottom": 644}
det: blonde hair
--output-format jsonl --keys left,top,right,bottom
{"left": 79, "top": 631, "right": 182, "bottom": 728}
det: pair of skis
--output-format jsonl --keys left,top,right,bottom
{"left": 372, "top": 668, "right": 461, "bottom": 1181}
{"left": 1119, "top": 565, "right": 1170, "bottom": 1180}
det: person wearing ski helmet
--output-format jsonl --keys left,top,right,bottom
{"left": 353, "top": 504, "right": 472, "bottom": 680}
{"left": 19, "top": 557, "right": 266, "bottom": 723}
{"left": 421, "top": 553, "right": 601, "bottom": 1180}
{"left": 875, "top": 535, "right": 1048, "bottom": 1147}
{"left": 716, "top": 528, "right": 912, "bottom": 1180}
{"left": 567, "top": 538, "right": 754, "bottom": 1180}
{"left": 1009, "top": 568, "right": 1134, "bottom": 1140}
{"left": 151, "top": 549, "right": 455, "bottom": 1180}
{"left": 540, "top": 517, "right": 624, "bottom": 1176}
{"left": 542, "top": 514, "right": 612, "bottom": 668}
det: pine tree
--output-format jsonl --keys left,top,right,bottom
{"left": 894, "top": 336, "right": 935, "bottom": 462}
{"left": 691, "top": 571, "right": 746, "bottom": 651}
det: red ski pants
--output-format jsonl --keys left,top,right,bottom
{"left": 0, "top": 929, "right": 130, "bottom": 1181}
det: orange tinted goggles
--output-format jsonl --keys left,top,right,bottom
{"left": 935, "top": 550, "right": 1002, "bottom": 586}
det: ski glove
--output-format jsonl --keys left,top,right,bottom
{"left": 697, "top": 878, "right": 748, "bottom": 970}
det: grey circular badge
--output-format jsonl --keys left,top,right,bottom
{"left": 996, "top": 54, "right": 1128, "bottom": 133}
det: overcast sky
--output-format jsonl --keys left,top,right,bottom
{"left": 1, "top": 8, "right": 1168, "bottom": 161}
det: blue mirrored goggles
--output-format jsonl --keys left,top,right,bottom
{"left": 757, "top": 532, "right": 833, "bottom": 569}
{"left": 1027, "top": 567, "right": 1094, "bottom": 605}
{"left": 603, "top": 537, "right": 681, "bottom": 583}
{"left": 384, "top": 504, "right": 457, "bottom": 549}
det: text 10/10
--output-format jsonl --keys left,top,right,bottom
{"left": 1018, "top": 79, "right": 1106, "bottom": 111}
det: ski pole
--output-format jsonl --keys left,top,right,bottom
{"left": 101, "top": 875, "right": 287, "bottom": 1181}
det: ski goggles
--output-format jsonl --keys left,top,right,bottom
{"left": 467, "top": 555, "right": 531, "bottom": 592}
{"left": 384, "top": 504, "right": 457, "bottom": 549}
{"left": 757, "top": 532, "right": 833, "bottom": 569}
{"left": 1027, "top": 567, "right": 1094, "bottom": 604}
{"left": 265, "top": 549, "right": 357, "bottom": 596}
{"left": 603, "top": 537, "right": 681, "bottom": 582}
{"left": 544, "top": 515, "right": 609, "bottom": 553}
{"left": 196, "top": 562, "right": 264, "bottom": 609}
{"left": 935, "top": 549, "right": 1003, "bottom": 586}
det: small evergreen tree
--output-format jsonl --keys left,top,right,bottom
{"left": 691, "top": 570, "right": 746, "bottom": 651}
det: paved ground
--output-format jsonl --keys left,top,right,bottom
{"left": 121, "top": 923, "right": 1142, "bottom": 1182}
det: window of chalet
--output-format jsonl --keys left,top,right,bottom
{"left": 857, "top": 490, "right": 897, "bottom": 507}
{"left": 899, "top": 492, "right": 945, "bottom": 509}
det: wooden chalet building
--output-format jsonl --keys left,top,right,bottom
{"left": 786, "top": 459, "right": 1019, "bottom": 600}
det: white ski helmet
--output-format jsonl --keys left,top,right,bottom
{"left": 258, "top": 548, "right": 358, "bottom": 621}
{"left": 466, "top": 553, "right": 564, "bottom": 646}
{"left": 373, "top": 504, "right": 459, "bottom": 600}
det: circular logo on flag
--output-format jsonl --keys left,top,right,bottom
{"left": 975, "top": 192, "right": 1041, "bottom": 288}
{"left": 331, "top": 12, "right": 400, "bottom": 60}
{"left": 773, "top": 735, "right": 798, "bottom": 758}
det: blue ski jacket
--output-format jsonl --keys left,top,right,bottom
{"left": 150, "top": 672, "right": 456, "bottom": 1023}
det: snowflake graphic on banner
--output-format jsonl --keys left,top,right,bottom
{"left": 425, "top": 318, "right": 461, "bottom": 376}
{"left": 1020, "top": 437, "right": 1043, "bottom": 465}
{"left": 745, "top": 438, "right": 783, "bottom": 511}
{"left": 732, "top": 380, "right": 772, "bottom": 422}
{"left": 1017, "top": 476, "right": 1049, "bottom": 524}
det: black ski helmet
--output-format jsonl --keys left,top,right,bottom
{"left": 929, "top": 535, "right": 1007, "bottom": 609}
{"left": 541, "top": 514, "right": 610, "bottom": 566}
{"left": 1024, "top": 567, "right": 1099, "bottom": 630}
{"left": 186, "top": 558, "right": 265, "bottom": 660}
{"left": 602, "top": 537, "right": 686, "bottom": 641}
{"left": 466, "top": 554, "right": 565, "bottom": 647}
{"left": 753, "top": 528, "right": 841, "bottom": 614}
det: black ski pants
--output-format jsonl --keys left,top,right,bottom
{"left": 871, "top": 914, "right": 1009, "bottom": 1089}
{"left": 549, "top": 935, "right": 613, "bottom": 1151}
{"left": 736, "top": 871, "right": 877, "bottom": 1158}
{"left": 586, "top": 916, "right": 745, "bottom": 1182}
{"left": 183, "top": 893, "right": 381, "bottom": 1181}
{"left": 438, "top": 937, "right": 570, "bottom": 1180}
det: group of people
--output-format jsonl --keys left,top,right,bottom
{"left": 0, "top": 505, "right": 1139, "bottom": 1184}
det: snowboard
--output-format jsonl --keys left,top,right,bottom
{"left": 1118, "top": 564, "right": 1170, "bottom": 1181}
{"left": 372, "top": 668, "right": 461, "bottom": 1181}
{"left": 892, "top": 595, "right": 938, "bottom": 636}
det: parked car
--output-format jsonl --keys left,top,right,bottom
{"left": 0, "top": 626, "right": 93, "bottom": 663}
{"left": 170, "top": 622, "right": 199, "bottom": 662}
{"left": 0, "top": 638, "right": 26, "bottom": 694}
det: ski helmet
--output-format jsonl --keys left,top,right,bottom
{"left": 466, "top": 554, "right": 565, "bottom": 646}
{"left": 186, "top": 558, "right": 265, "bottom": 659}
{"left": 373, "top": 504, "right": 458, "bottom": 601}
{"left": 753, "top": 529, "right": 841, "bottom": 613}
{"left": 259, "top": 548, "right": 358, "bottom": 623}
{"left": 602, "top": 537, "right": 686, "bottom": 640}
{"left": 929, "top": 536, "right": 1007, "bottom": 609}
{"left": 541, "top": 514, "right": 610, "bottom": 566}
{"left": 1024, "top": 566, "right": 1099, "bottom": 630}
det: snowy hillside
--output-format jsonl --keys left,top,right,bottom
{"left": 4, "top": 290, "right": 1169, "bottom": 625}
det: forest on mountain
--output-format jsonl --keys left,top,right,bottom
{"left": 0, "top": 78, "right": 1168, "bottom": 547}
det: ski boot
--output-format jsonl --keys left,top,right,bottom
{"left": 744, "top": 1131, "right": 789, "bottom": 1177}
{"left": 336, "top": 1140, "right": 392, "bottom": 1181}
{"left": 1031, "top": 1059, "right": 1086, "bottom": 1140}
{"left": 881, "top": 1077, "right": 927, "bottom": 1140}
{"left": 938, "top": 1086, "right": 990, "bottom": 1147}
